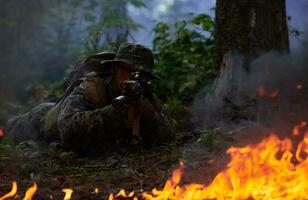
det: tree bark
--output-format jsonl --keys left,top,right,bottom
{"left": 214, "top": 0, "right": 289, "bottom": 72}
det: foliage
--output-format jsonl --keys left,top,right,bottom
{"left": 152, "top": 13, "right": 215, "bottom": 102}
{"left": 0, "top": 0, "right": 145, "bottom": 122}
{"left": 160, "top": 97, "right": 190, "bottom": 130}
{"left": 81, "top": 0, "right": 145, "bottom": 57}
{"left": 43, "top": 80, "right": 64, "bottom": 99}
{"left": 287, "top": 16, "right": 304, "bottom": 41}
{"left": 199, "top": 129, "right": 215, "bottom": 147}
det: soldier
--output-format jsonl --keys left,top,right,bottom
{"left": 7, "top": 43, "right": 175, "bottom": 155}
{"left": 62, "top": 51, "right": 116, "bottom": 92}
{"left": 57, "top": 43, "right": 174, "bottom": 154}
{"left": 6, "top": 102, "right": 55, "bottom": 143}
{"left": 6, "top": 51, "right": 116, "bottom": 143}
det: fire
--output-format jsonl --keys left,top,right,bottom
{"left": 107, "top": 129, "right": 307, "bottom": 200}
{"left": 258, "top": 85, "right": 280, "bottom": 98}
{"left": 296, "top": 84, "right": 303, "bottom": 90}
{"left": 0, "top": 182, "right": 17, "bottom": 200}
{"left": 0, "top": 183, "right": 72, "bottom": 200}
{"left": 1, "top": 126, "right": 307, "bottom": 199}
{"left": 293, "top": 121, "right": 307, "bottom": 136}
{"left": 23, "top": 183, "right": 37, "bottom": 200}
{"left": 62, "top": 189, "right": 73, "bottom": 200}
{"left": 0, "top": 129, "right": 4, "bottom": 137}
{"left": 141, "top": 133, "right": 308, "bottom": 200}
{"left": 269, "top": 90, "right": 279, "bottom": 98}
{"left": 258, "top": 86, "right": 266, "bottom": 97}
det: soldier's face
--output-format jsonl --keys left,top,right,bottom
{"left": 114, "top": 64, "right": 152, "bottom": 92}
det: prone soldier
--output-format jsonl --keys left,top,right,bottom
{"left": 57, "top": 43, "right": 175, "bottom": 154}
{"left": 7, "top": 43, "right": 175, "bottom": 155}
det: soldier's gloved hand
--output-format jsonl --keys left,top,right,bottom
{"left": 111, "top": 101, "right": 128, "bottom": 117}
{"left": 137, "top": 95, "right": 159, "bottom": 121}
{"left": 100, "top": 104, "right": 127, "bottom": 131}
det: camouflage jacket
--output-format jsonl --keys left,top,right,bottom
{"left": 58, "top": 73, "right": 174, "bottom": 152}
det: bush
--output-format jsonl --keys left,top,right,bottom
{"left": 153, "top": 13, "right": 215, "bottom": 102}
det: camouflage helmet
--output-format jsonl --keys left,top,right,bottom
{"left": 101, "top": 43, "right": 160, "bottom": 80}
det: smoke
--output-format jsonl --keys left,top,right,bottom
{"left": 192, "top": 38, "right": 308, "bottom": 136}
{"left": 182, "top": 36, "right": 308, "bottom": 186}
{"left": 0, "top": 1, "right": 85, "bottom": 124}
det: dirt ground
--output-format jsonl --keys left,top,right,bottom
{"left": 0, "top": 130, "right": 243, "bottom": 200}
{"left": 0, "top": 144, "right": 174, "bottom": 199}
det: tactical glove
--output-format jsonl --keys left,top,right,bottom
{"left": 95, "top": 104, "right": 128, "bottom": 135}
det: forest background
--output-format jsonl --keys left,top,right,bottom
{"left": 0, "top": 0, "right": 307, "bottom": 130}
{"left": 0, "top": 1, "right": 308, "bottom": 198}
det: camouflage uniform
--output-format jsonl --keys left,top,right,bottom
{"left": 58, "top": 43, "right": 174, "bottom": 153}
{"left": 7, "top": 43, "right": 174, "bottom": 153}
{"left": 5, "top": 52, "right": 115, "bottom": 143}
{"left": 6, "top": 102, "right": 54, "bottom": 143}
{"left": 58, "top": 74, "right": 174, "bottom": 152}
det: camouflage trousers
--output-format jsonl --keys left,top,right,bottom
{"left": 6, "top": 102, "right": 55, "bottom": 143}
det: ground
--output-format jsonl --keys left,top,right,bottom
{"left": 0, "top": 129, "right": 249, "bottom": 200}
{"left": 0, "top": 143, "right": 175, "bottom": 199}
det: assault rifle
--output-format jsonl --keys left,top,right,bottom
{"left": 112, "top": 72, "right": 153, "bottom": 106}
{"left": 112, "top": 72, "right": 153, "bottom": 140}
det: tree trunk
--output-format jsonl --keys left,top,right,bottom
{"left": 205, "top": 0, "right": 290, "bottom": 124}
{"left": 214, "top": 0, "right": 289, "bottom": 72}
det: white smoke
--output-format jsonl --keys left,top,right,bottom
{"left": 192, "top": 41, "right": 308, "bottom": 133}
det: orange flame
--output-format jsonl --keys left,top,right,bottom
{"left": 142, "top": 134, "right": 308, "bottom": 200}
{"left": 0, "top": 129, "right": 4, "bottom": 137}
{"left": 108, "top": 194, "right": 114, "bottom": 200}
{"left": 258, "top": 86, "right": 266, "bottom": 97}
{"left": 23, "top": 183, "right": 37, "bottom": 200}
{"left": 114, "top": 189, "right": 135, "bottom": 198}
{"left": 296, "top": 84, "right": 303, "bottom": 90}
{"left": 258, "top": 86, "right": 279, "bottom": 98}
{"left": 293, "top": 121, "right": 307, "bottom": 136}
{"left": 1, "top": 125, "right": 308, "bottom": 200}
{"left": 296, "top": 132, "right": 308, "bottom": 162}
{"left": 0, "top": 181, "right": 17, "bottom": 200}
{"left": 62, "top": 188, "right": 73, "bottom": 200}
{"left": 0, "top": 183, "right": 75, "bottom": 200}
{"left": 269, "top": 90, "right": 279, "bottom": 98}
